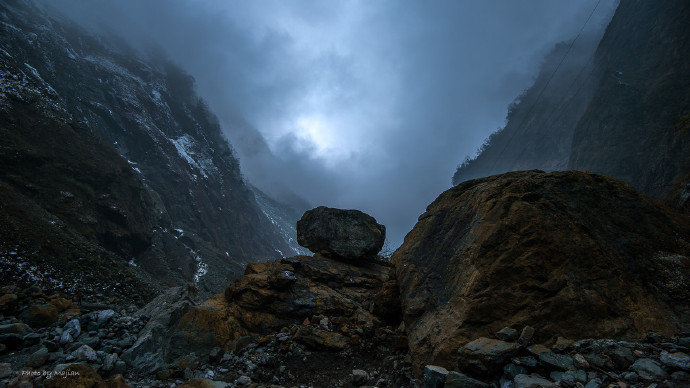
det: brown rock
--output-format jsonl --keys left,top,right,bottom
{"left": 172, "top": 255, "right": 390, "bottom": 356}
{"left": 49, "top": 297, "right": 72, "bottom": 312}
{"left": 392, "top": 171, "right": 690, "bottom": 371}
{"left": 293, "top": 326, "right": 347, "bottom": 350}
{"left": 22, "top": 303, "right": 59, "bottom": 328}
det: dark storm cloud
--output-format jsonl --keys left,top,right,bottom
{"left": 48, "top": 0, "right": 618, "bottom": 248}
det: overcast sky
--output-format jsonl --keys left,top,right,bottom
{"left": 52, "top": 0, "right": 618, "bottom": 248}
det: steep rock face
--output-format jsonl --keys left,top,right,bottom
{"left": 568, "top": 0, "right": 690, "bottom": 201}
{"left": 453, "top": 1, "right": 690, "bottom": 214}
{"left": 297, "top": 207, "right": 386, "bottom": 262}
{"left": 0, "top": 0, "right": 295, "bottom": 296}
{"left": 452, "top": 32, "right": 604, "bottom": 185}
{"left": 392, "top": 170, "right": 690, "bottom": 371}
{"left": 0, "top": 31, "right": 154, "bottom": 303}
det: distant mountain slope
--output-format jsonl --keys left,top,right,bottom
{"left": 0, "top": 0, "right": 298, "bottom": 297}
{"left": 568, "top": 0, "right": 690, "bottom": 203}
{"left": 452, "top": 1, "right": 690, "bottom": 212}
{"left": 452, "top": 33, "right": 603, "bottom": 184}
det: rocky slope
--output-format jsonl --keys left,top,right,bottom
{"left": 0, "top": 209, "right": 415, "bottom": 387}
{"left": 568, "top": 0, "right": 690, "bottom": 202}
{"left": 452, "top": 1, "right": 690, "bottom": 213}
{"left": 0, "top": 0, "right": 302, "bottom": 298}
{"left": 393, "top": 170, "right": 690, "bottom": 372}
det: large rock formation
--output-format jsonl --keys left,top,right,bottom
{"left": 297, "top": 206, "right": 386, "bottom": 261}
{"left": 392, "top": 170, "right": 690, "bottom": 371}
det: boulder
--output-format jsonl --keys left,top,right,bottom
{"left": 457, "top": 337, "right": 519, "bottom": 377}
{"left": 297, "top": 206, "right": 385, "bottom": 261}
{"left": 392, "top": 171, "right": 690, "bottom": 371}
{"left": 21, "top": 303, "right": 58, "bottom": 328}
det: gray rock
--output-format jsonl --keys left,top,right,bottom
{"left": 513, "top": 374, "right": 556, "bottom": 388}
{"left": 584, "top": 378, "right": 602, "bottom": 388}
{"left": 296, "top": 206, "right": 386, "bottom": 261}
{"left": 423, "top": 365, "right": 448, "bottom": 388}
{"left": 235, "top": 375, "right": 252, "bottom": 386}
{"left": 458, "top": 337, "right": 520, "bottom": 376}
{"left": 496, "top": 327, "right": 518, "bottom": 342}
{"left": 631, "top": 358, "right": 666, "bottom": 381}
{"left": 504, "top": 363, "right": 527, "bottom": 379}
{"left": 60, "top": 318, "right": 81, "bottom": 344}
{"left": 538, "top": 352, "right": 575, "bottom": 371}
{"left": 352, "top": 369, "right": 369, "bottom": 386}
{"left": 120, "top": 287, "right": 193, "bottom": 373}
{"left": 101, "top": 352, "right": 118, "bottom": 372}
{"left": 72, "top": 344, "right": 98, "bottom": 362}
{"left": 26, "top": 346, "right": 49, "bottom": 367}
{"left": 518, "top": 326, "right": 535, "bottom": 346}
{"left": 621, "top": 371, "right": 638, "bottom": 383}
{"left": 445, "top": 371, "right": 490, "bottom": 388}
{"left": 96, "top": 309, "right": 116, "bottom": 326}
{"left": 660, "top": 350, "right": 689, "bottom": 370}
{"left": 607, "top": 344, "right": 634, "bottom": 369}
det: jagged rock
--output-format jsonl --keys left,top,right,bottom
{"left": 518, "top": 326, "right": 535, "bottom": 346}
{"left": 121, "top": 286, "right": 193, "bottom": 373}
{"left": 60, "top": 318, "right": 81, "bottom": 344}
{"left": 392, "top": 171, "right": 690, "bottom": 371}
{"left": 423, "top": 365, "right": 448, "bottom": 388}
{"left": 445, "top": 371, "right": 490, "bottom": 388}
{"left": 72, "top": 344, "right": 99, "bottom": 362}
{"left": 296, "top": 206, "right": 386, "bottom": 261}
{"left": 97, "top": 309, "right": 116, "bottom": 326}
{"left": 457, "top": 337, "right": 519, "bottom": 377}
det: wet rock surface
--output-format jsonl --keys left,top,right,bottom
{"left": 297, "top": 206, "right": 386, "bottom": 261}
{"left": 392, "top": 170, "right": 690, "bottom": 371}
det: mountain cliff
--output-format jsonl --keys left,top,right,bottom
{"left": 0, "top": 0, "right": 302, "bottom": 298}
{"left": 452, "top": 0, "right": 690, "bottom": 213}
